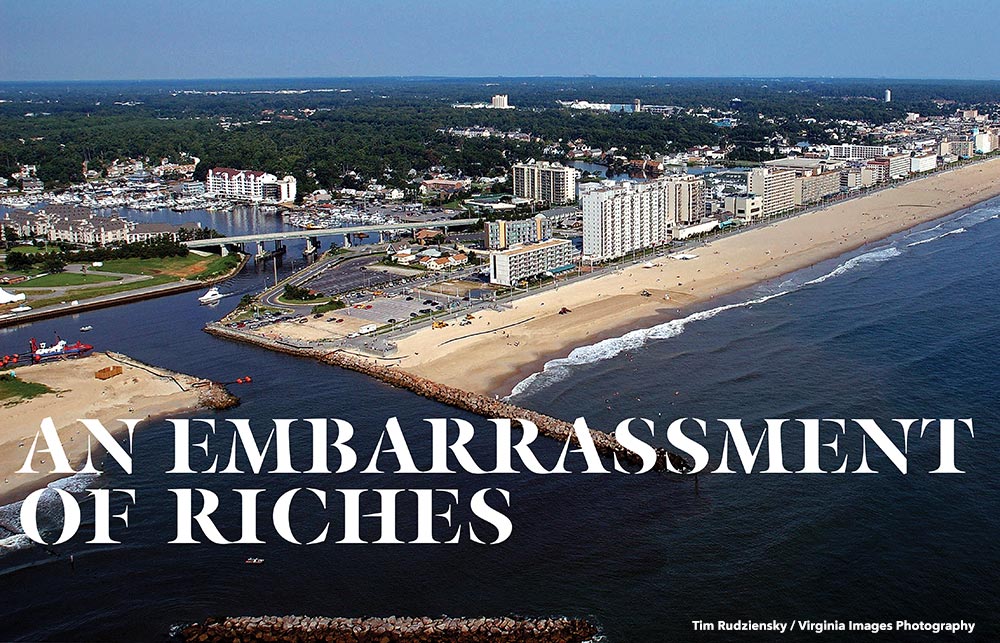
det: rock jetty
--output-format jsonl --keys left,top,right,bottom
{"left": 178, "top": 615, "right": 599, "bottom": 643}
{"left": 204, "top": 324, "right": 690, "bottom": 472}
{"left": 106, "top": 351, "right": 240, "bottom": 410}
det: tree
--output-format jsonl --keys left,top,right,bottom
{"left": 5, "top": 251, "right": 32, "bottom": 272}
{"left": 3, "top": 226, "right": 18, "bottom": 249}
{"left": 43, "top": 255, "right": 66, "bottom": 273}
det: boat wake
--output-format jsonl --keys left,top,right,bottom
{"left": 508, "top": 207, "right": 999, "bottom": 399}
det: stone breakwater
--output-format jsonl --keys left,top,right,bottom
{"left": 105, "top": 351, "right": 240, "bottom": 410}
{"left": 178, "top": 615, "right": 599, "bottom": 643}
{"left": 204, "top": 324, "right": 690, "bottom": 472}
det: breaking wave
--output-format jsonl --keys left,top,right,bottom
{"left": 907, "top": 227, "right": 966, "bottom": 247}
{"left": 0, "top": 472, "right": 101, "bottom": 557}
{"left": 802, "top": 246, "right": 901, "bottom": 286}
{"left": 508, "top": 243, "right": 911, "bottom": 399}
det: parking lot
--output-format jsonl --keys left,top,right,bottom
{"left": 304, "top": 255, "right": 403, "bottom": 295}
{"left": 340, "top": 293, "right": 450, "bottom": 325}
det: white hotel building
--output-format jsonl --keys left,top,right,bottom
{"left": 828, "top": 144, "right": 894, "bottom": 160}
{"left": 581, "top": 175, "right": 705, "bottom": 260}
{"left": 489, "top": 238, "right": 578, "bottom": 287}
{"left": 206, "top": 167, "right": 297, "bottom": 203}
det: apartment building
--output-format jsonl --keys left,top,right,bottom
{"left": 828, "top": 144, "right": 893, "bottom": 160}
{"left": 940, "top": 140, "right": 974, "bottom": 158}
{"left": 910, "top": 153, "right": 937, "bottom": 173}
{"left": 485, "top": 215, "right": 552, "bottom": 250}
{"left": 974, "top": 131, "right": 994, "bottom": 154}
{"left": 747, "top": 167, "right": 797, "bottom": 217}
{"left": 512, "top": 161, "right": 578, "bottom": 205}
{"left": 48, "top": 217, "right": 131, "bottom": 246}
{"left": 581, "top": 175, "right": 705, "bottom": 260}
{"left": 206, "top": 167, "right": 297, "bottom": 202}
{"left": 794, "top": 171, "right": 842, "bottom": 205}
{"left": 489, "top": 238, "right": 578, "bottom": 286}
{"left": 664, "top": 173, "right": 706, "bottom": 225}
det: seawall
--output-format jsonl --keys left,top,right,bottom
{"left": 177, "top": 615, "right": 599, "bottom": 643}
{"left": 204, "top": 323, "right": 689, "bottom": 472}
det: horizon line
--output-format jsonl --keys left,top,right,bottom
{"left": 2, "top": 74, "right": 1000, "bottom": 85}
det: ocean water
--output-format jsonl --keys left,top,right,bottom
{"left": 1, "top": 200, "right": 999, "bottom": 640}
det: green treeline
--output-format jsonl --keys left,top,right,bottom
{"left": 0, "top": 77, "right": 990, "bottom": 191}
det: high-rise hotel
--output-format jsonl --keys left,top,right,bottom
{"left": 747, "top": 167, "right": 796, "bottom": 217}
{"left": 581, "top": 174, "right": 704, "bottom": 260}
{"left": 512, "top": 161, "right": 578, "bottom": 205}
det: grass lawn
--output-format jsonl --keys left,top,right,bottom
{"left": 15, "top": 253, "right": 242, "bottom": 310}
{"left": 26, "top": 275, "right": 178, "bottom": 309}
{"left": 23, "top": 272, "right": 120, "bottom": 287}
{"left": 278, "top": 294, "right": 324, "bottom": 304}
{"left": 8, "top": 245, "right": 56, "bottom": 255}
{"left": 101, "top": 253, "right": 240, "bottom": 280}
{"left": 310, "top": 300, "right": 346, "bottom": 314}
{"left": 0, "top": 375, "right": 51, "bottom": 404}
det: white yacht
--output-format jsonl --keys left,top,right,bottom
{"left": 198, "top": 287, "right": 224, "bottom": 305}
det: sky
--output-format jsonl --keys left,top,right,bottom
{"left": 1, "top": 0, "right": 997, "bottom": 81}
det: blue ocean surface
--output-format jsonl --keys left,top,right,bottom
{"left": 0, "top": 200, "right": 998, "bottom": 641}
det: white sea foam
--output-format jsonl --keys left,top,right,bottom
{"left": 508, "top": 245, "right": 906, "bottom": 399}
{"left": 0, "top": 534, "right": 33, "bottom": 553}
{"left": 508, "top": 291, "right": 789, "bottom": 398}
{"left": 0, "top": 471, "right": 102, "bottom": 556}
{"left": 907, "top": 227, "right": 967, "bottom": 247}
{"left": 802, "top": 246, "right": 902, "bottom": 286}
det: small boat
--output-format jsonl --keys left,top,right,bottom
{"left": 245, "top": 557, "right": 265, "bottom": 565}
{"left": 198, "top": 287, "right": 224, "bottom": 305}
{"left": 10, "top": 305, "right": 32, "bottom": 313}
{"left": 80, "top": 325, "right": 93, "bottom": 332}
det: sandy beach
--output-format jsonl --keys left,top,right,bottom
{"left": 389, "top": 158, "right": 1000, "bottom": 397}
{"left": 0, "top": 352, "right": 209, "bottom": 506}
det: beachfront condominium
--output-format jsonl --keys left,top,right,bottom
{"left": 206, "top": 167, "right": 297, "bottom": 203}
{"left": 867, "top": 153, "right": 912, "bottom": 181}
{"left": 747, "top": 167, "right": 797, "bottom": 217}
{"left": 486, "top": 214, "right": 552, "bottom": 250}
{"left": 581, "top": 174, "right": 705, "bottom": 260}
{"left": 489, "top": 238, "right": 578, "bottom": 286}
{"left": 828, "top": 144, "right": 893, "bottom": 160}
{"left": 762, "top": 157, "right": 845, "bottom": 206}
{"left": 512, "top": 161, "right": 578, "bottom": 205}
{"left": 911, "top": 152, "right": 937, "bottom": 173}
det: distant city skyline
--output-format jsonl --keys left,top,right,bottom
{"left": 2, "top": 0, "right": 999, "bottom": 82}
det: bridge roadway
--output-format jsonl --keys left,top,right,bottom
{"left": 182, "top": 218, "right": 481, "bottom": 248}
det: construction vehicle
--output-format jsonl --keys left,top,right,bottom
{"left": 432, "top": 321, "right": 449, "bottom": 329}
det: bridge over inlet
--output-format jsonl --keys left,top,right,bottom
{"left": 183, "top": 218, "right": 481, "bottom": 256}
